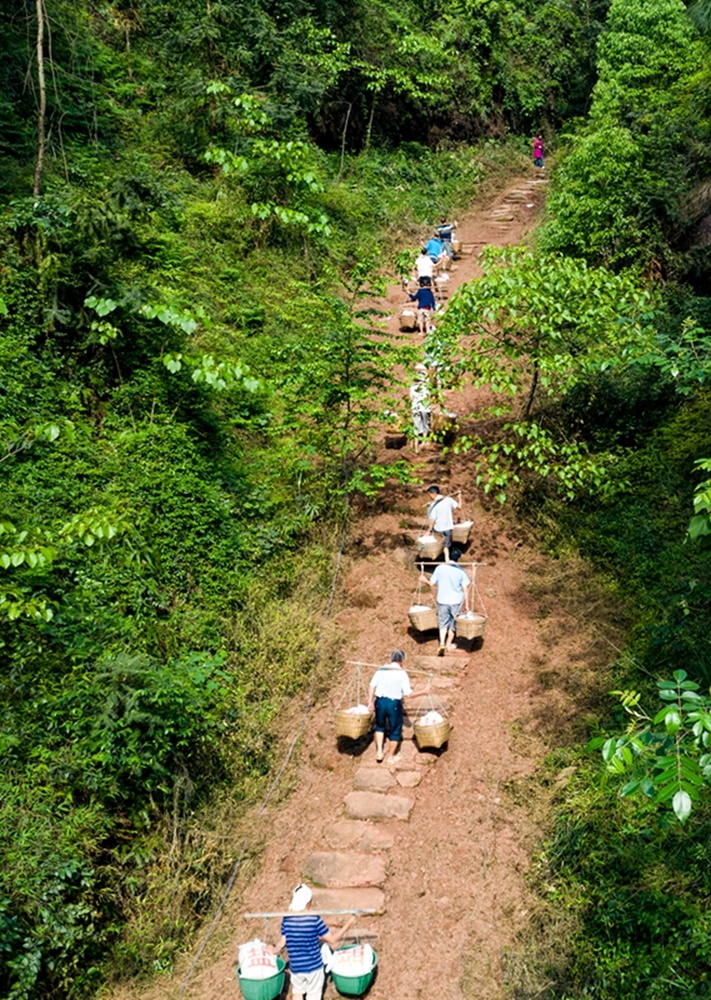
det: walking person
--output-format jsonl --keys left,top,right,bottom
{"left": 270, "top": 885, "right": 356, "bottom": 1000}
{"left": 426, "top": 232, "right": 448, "bottom": 265}
{"left": 436, "top": 216, "right": 458, "bottom": 258}
{"left": 414, "top": 246, "right": 435, "bottom": 286}
{"left": 426, "top": 484, "right": 461, "bottom": 562}
{"left": 410, "top": 364, "right": 431, "bottom": 454}
{"left": 533, "top": 134, "right": 544, "bottom": 169}
{"left": 407, "top": 283, "right": 436, "bottom": 336}
{"left": 419, "top": 552, "right": 471, "bottom": 655}
{"left": 367, "top": 650, "right": 431, "bottom": 764}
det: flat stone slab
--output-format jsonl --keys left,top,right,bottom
{"left": 353, "top": 767, "right": 396, "bottom": 792}
{"left": 395, "top": 770, "right": 422, "bottom": 788}
{"left": 344, "top": 791, "right": 414, "bottom": 822}
{"left": 324, "top": 819, "right": 398, "bottom": 851}
{"left": 311, "top": 887, "right": 386, "bottom": 916}
{"left": 413, "top": 655, "right": 468, "bottom": 673}
{"left": 431, "top": 676, "right": 458, "bottom": 690}
{"left": 302, "top": 851, "right": 386, "bottom": 888}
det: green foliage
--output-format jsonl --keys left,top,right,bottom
{"left": 589, "top": 670, "right": 711, "bottom": 823}
{"left": 542, "top": 0, "right": 710, "bottom": 272}
{"left": 515, "top": 785, "right": 711, "bottom": 999}
{"left": 689, "top": 458, "right": 711, "bottom": 547}
{"left": 439, "top": 246, "right": 656, "bottom": 499}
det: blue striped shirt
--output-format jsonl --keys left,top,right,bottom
{"left": 280, "top": 914, "right": 329, "bottom": 973}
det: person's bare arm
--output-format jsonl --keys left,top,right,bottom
{"left": 321, "top": 915, "right": 357, "bottom": 947}
{"left": 269, "top": 934, "right": 287, "bottom": 955}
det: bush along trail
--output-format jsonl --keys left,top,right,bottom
{"left": 103, "top": 172, "right": 622, "bottom": 1000}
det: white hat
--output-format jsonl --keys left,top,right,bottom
{"left": 415, "top": 363, "right": 428, "bottom": 373}
{"left": 289, "top": 884, "right": 313, "bottom": 912}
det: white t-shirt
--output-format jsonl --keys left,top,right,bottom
{"left": 428, "top": 495, "right": 458, "bottom": 532}
{"left": 369, "top": 665, "right": 412, "bottom": 700}
{"left": 416, "top": 255, "right": 434, "bottom": 278}
{"left": 430, "top": 563, "right": 469, "bottom": 605}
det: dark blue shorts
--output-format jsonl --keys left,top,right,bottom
{"left": 374, "top": 696, "right": 404, "bottom": 742}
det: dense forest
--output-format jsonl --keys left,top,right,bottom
{"left": 1, "top": 0, "right": 711, "bottom": 997}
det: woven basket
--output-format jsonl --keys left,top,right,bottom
{"left": 408, "top": 604, "right": 438, "bottom": 632}
{"left": 399, "top": 308, "right": 417, "bottom": 331}
{"left": 335, "top": 709, "right": 373, "bottom": 739}
{"left": 439, "top": 256, "right": 451, "bottom": 271}
{"left": 455, "top": 613, "right": 488, "bottom": 639}
{"left": 414, "top": 717, "right": 451, "bottom": 749}
{"left": 416, "top": 535, "right": 444, "bottom": 560}
{"left": 451, "top": 520, "right": 473, "bottom": 545}
{"left": 430, "top": 411, "right": 457, "bottom": 435}
{"left": 452, "top": 238, "right": 462, "bottom": 255}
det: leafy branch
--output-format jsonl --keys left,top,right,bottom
{"left": 589, "top": 670, "right": 711, "bottom": 823}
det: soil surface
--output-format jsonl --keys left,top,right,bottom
{"left": 112, "top": 171, "right": 593, "bottom": 1000}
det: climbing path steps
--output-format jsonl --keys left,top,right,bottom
{"left": 299, "top": 651, "right": 469, "bottom": 980}
{"left": 206, "top": 174, "right": 550, "bottom": 1000}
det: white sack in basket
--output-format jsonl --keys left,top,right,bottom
{"left": 344, "top": 704, "right": 370, "bottom": 715}
{"left": 238, "top": 939, "right": 278, "bottom": 979}
{"left": 418, "top": 534, "right": 438, "bottom": 543}
{"left": 331, "top": 943, "right": 375, "bottom": 976}
{"left": 418, "top": 710, "right": 444, "bottom": 726}
{"left": 409, "top": 604, "right": 432, "bottom": 613}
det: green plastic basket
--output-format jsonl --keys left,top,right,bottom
{"left": 236, "top": 956, "right": 286, "bottom": 1000}
{"left": 331, "top": 946, "right": 378, "bottom": 996}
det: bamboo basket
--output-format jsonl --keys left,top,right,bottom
{"left": 451, "top": 519, "right": 473, "bottom": 545}
{"left": 399, "top": 308, "right": 417, "bottom": 331}
{"left": 408, "top": 604, "right": 438, "bottom": 632}
{"left": 334, "top": 663, "right": 373, "bottom": 740}
{"left": 416, "top": 534, "right": 444, "bottom": 560}
{"left": 414, "top": 716, "right": 451, "bottom": 749}
{"left": 334, "top": 709, "right": 373, "bottom": 739}
{"left": 452, "top": 238, "right": 462, "bottom": 255}
{"left": 455, "top": 612, "right": 488, "bottom": 639}
{"left": 430, "top": 410, "right": 458, "bottom": 435}
{"left": 439, "top": 255, "right": 451, "bottom": 271}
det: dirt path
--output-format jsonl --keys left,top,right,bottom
{"left": 112, "top": 173, "right": 585, "bottom": 1000}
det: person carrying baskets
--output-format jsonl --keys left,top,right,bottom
{"left": 426, "top": 484, "right": 461, "bottom": 562}
{"left": 419, "top": 551, "right": 471, "bottom": 655}
{"left": 367, "top": 650, "right": 431, "bottom": 765}
{"left": 270, "top": 884, "right": 356, "bottom": 1000}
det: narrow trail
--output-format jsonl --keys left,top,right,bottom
{"left": 114, "top": 172, "right": 592, "bottom": 1000}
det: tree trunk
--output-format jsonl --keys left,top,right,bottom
{"left": 523, "top": 356, "right": 539, "bottom": 419}
{"left": 33, "top": 0, "right": 46, "bottom": 197}
{"left": 364, "top": 93, "right": 377, "bottom": 151}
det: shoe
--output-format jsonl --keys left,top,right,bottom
{"left": 438, "top": 646, "right": 445, "bottom": 656}
{"left": 386, "top": 755, "right": 401, "bottom": 767}
{"left": 376, "top": 752, "right": 384, "bottom": 763}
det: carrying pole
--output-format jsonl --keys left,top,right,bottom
{"left": 244, "top": 909, "right": 376, "bottom": 919}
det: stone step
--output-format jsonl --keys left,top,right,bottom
{"left": 353, "top": 767, "right": 396, "bottom": 792}
{"left": 311, "top": 886, "right": 386, "bottom": 915}
{"left": 302, "top": 851, "right": 387, "bottom": 888}
{"left": 395, "top": 770, "right": 422, "bottom": 788}
{"left": 323, "top": 819, "right": 397, "bottom": 851}
{"left": 413, "top": 654, "right": 469, "bottom": 672}
{"left": 344, "top": 790, "right": 414, "bottom": 822}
